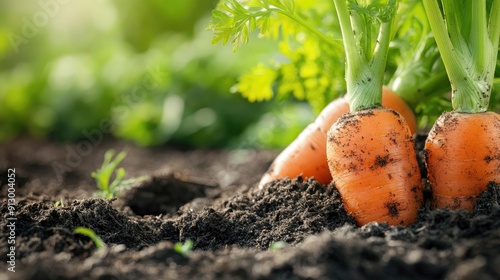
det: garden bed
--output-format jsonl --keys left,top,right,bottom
{"left": 1, "top": 135, "right": 499, "bottom": 279}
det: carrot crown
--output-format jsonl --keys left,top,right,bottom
{"left": 333, "top": 0, "right": 398, "bottom": 112}
{"left": 423, "top": 0, "right": 500, "bottom": 113}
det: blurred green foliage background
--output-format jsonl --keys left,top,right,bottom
{"left": 0, "top": 0, "right": 313, "bottom": 148}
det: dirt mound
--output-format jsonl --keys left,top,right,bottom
{"left": 174, "top": 177, "right": 355, "bottom": 249}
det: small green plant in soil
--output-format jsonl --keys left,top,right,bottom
{"left": 269, "top": 241, "right": 288, "bottom": 250}
{"left": 174, "top": 240, "right": 194, "bottom": 256}
{"left": 92, "top": 150, "right": 146, "bottom": 200}
{"left": 73, "top": 227, "right": 107, "bottom": 250}
{"left": 53, "top": 198, "right": 65, "bottom": 208}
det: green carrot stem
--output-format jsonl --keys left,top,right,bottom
{"left": 423, "top": 0, "right": 500, "bottom": 113}
{"left": 333, "top": 0, "right": 397, "bottom": 112}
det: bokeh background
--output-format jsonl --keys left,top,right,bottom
{"left": 0, "top": 0, "right": 314, "bottom": 148}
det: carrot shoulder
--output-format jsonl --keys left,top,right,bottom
{"left": 327, "top": 108, "right": 422, "bottom": 225}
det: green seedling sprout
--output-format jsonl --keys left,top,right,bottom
{"left": 73, "top": 227, "right": 107, "bottom": 250}
{"left": 269, "top": 241, "right": 287, "bottom": 250}
{"left": 92, "top": 149, "right": 146, "bottom": 200}
{"left": 53, "top": 198, "right": 65, "bottom": 208}
{"left": 174, "top": 240, "right": 194, "bottom": 256}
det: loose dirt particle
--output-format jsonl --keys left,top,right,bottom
{"left": 374, "top": 154, "right": 391, "bottom": 168}
{"left": 384, "top": 200, "right": 401, "bottom": 217}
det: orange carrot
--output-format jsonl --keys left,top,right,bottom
{"left": 258, "top": 87, "right": 417, "bottom": 189}
{"left": 424, "top": 112, "right": 500, "bottom": 211}
{"left": 422, "top": 0, "right": 500, "bottom": 211}
{"left": 382, "top": 89, "right": 417, "bottom": 134}
{"left": 324, "top": 0, "right": 423, "bottom": 226}
{"left": 327, "top": 108, "right": 423, "bottom": 226}
{"left": 259, "top": 96, "right": 348, "bottom": 189}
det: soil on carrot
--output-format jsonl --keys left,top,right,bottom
{"left": 1, "top": 135, "right": 499, "bottom": 279}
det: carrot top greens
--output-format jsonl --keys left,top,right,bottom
{"left": 423, "top": 0, "right": 500, "bottom": 113}
{"left": 209, "top": 0, "right": 402, "bottom": 112}
{"left": 209, "top": 0, "right": 499, "bottom": 126}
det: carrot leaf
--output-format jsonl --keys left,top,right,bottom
{"left": 208, "top": 0, "right": 342, "bottom": 52}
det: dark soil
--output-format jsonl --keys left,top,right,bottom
{"left": 1, "top": 134, "right": 499, "bottom": 279}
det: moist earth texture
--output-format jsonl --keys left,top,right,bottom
{"left": 1, "top": 135, "right": 499, "bottom": 279}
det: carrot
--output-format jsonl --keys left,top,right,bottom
{"left": 424, "top": 112, "right": 500, "bottom": 210}
{"left": 327, "top": 108, "right": 423, "bottom": 226}
{"left": 258, "top": 87, "right": 416, "bottom": 189}
{"left": 422, "top": 0, "right": 500, "bottom": 211}
{"left": 382, "top": 88, "right": 418, "bottom": 134}
{"left": 258, "top": 96, "right": 348, "bottom": 189}
{"left": 325, "top": 0, "right": 422, "bottom": 226}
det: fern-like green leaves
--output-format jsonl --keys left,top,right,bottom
{"left": 236, "top": 63, "right": 277, "bottom": 102}
{"left": 208, "top": 0, "right": 335, "bottom": 52}
{"left": 210, "top": 0, "right": 344, "bottom": 111}
{"left": 208, "top": 0, "right": 289, "bottom": 51}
